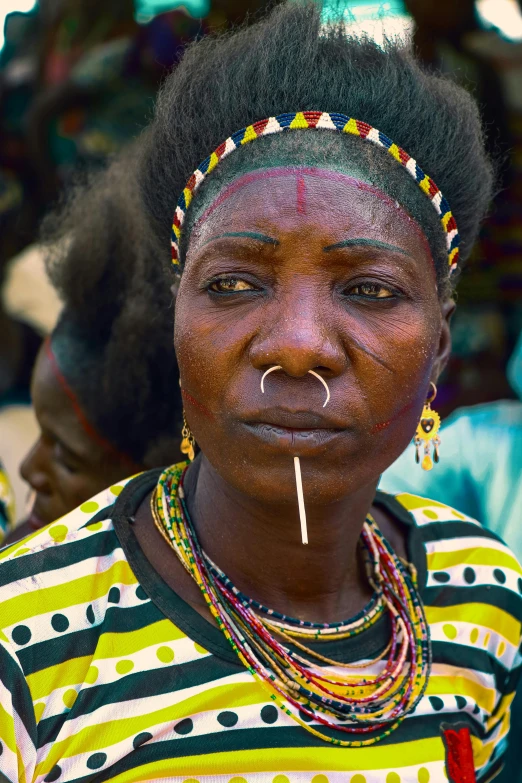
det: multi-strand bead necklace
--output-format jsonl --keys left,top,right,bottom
{"left": 151, "top": 462, "right": 431, "bottom": 747}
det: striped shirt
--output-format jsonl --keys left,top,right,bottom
{"left": 0, "top": 469, "right": 521, "bottom": 783}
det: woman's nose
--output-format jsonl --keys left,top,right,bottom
{"left": 20, "top": 438, "right": 52, "bottom": 496}
{"left": 250, "top": 291, "right": 347, "bottom": 379}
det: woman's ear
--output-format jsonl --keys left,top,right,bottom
{"left": 431, "top": 297, "right": 456, "bottom": 383}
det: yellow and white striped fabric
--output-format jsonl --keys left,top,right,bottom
{"left": 0, "top": 470, "right": 520, "bottom": 783}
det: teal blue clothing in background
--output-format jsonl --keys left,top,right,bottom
{"left": 379, "top": 399, "right": 522, "bottom": 555}
{"left": 380, "top": 332, "right": 522, "bottom": 557}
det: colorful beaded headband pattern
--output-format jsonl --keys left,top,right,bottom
{"left": 171, "top": 111, "right": 460, "bottom": 274}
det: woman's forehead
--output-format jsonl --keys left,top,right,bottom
{"left": 188, "top": 166, "right": 433, "bottom": 264}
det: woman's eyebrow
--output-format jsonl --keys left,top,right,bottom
{"left": 323, "top": 238, "right": 412, "bottom": 256}
{"left": 200, "top": 231, "right": 279, "bottom": 248}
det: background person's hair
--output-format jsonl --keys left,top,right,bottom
{"left": 138, "top": 0, "right": 494, "bottom": 294}
{"left": 42, "top": 149, "right": 182, "bottom": 467}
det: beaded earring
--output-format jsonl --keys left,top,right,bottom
{"left": 181, "top": 412, "right": 196, "bottom": 462}
{"left": 414, "top": 382, "right": 441, "bottom": 471}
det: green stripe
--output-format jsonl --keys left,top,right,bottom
{"left": 17, "top": 602, "right": 164, "bottom": 676}
{"left": 37, "top": 655, "right": 241, "bottom": 746}
{"left": 0, "top": 527, "right": 118, "bottom": 589}
{"left": 63, "top": 727, "right": 449, "bottom": 783}
{"left": 0, "top": 644, "right": 37, "bottom": 745}
{"left": 419, "top": 522, "right": 502, "bottom": 545}
{"left": 423, "top": 585, "right": 522, "bottom": 620}
{"left": 432, "top": 641, "right": 520, "bottom": 692}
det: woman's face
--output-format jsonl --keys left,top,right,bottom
{"left": 175, "top": 167, "right": 453, "bottom": 505}
{"left": 20, "top": 346, "right": 134, "bottom": 527}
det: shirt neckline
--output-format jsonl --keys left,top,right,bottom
{"left": 110, "top": 469, "right": 427, "bottom": 664}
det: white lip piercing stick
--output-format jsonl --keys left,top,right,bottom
{"left": 293, "top": 456, "right": 308, "bottom": 545}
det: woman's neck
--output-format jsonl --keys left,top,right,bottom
{"left": 183, "top": 455, "right": 401, "bottom": 624}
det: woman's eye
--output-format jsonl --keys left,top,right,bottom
{"left": 209, "top": 277, "right": 256, "bottom": 293}
{"left": 349, "top": 283, "right": 395, "bottom": 299}
{"left": 53, "top": 443, "right": 78, "bottom": 474}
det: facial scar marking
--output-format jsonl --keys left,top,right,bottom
{"left": 181, "top": 389, "right": 215, "bottom": 421}
{"left": 349, "top": 335, "right": 396, "bottom": 373}
{"left": 297, "top": 175, "right": 306, "bottom": 215}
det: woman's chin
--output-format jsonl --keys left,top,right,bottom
{"left": 202, "top": 446, "right": 382, "bottom": 508}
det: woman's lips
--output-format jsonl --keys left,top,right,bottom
{"left": 242, "top": 422, "right": 345, "bottom": 453}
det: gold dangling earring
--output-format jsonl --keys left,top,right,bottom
{"left": 181, "top": 411, "right": 196, "bottom": 462}
{"left": 414, "top": 382, "right": 441, "bottom": 471}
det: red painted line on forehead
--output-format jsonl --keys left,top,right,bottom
{"left": 181, "top": 388, "right": 215, "bottom": 421}
{"left": 194, "top": 166, "right": 434, "bottom": 267}
{"left": 44, "top": 338, "right": 140, "bottom": 471}
{"left": 297, "top": 174, "right": 307, "bottom": 215}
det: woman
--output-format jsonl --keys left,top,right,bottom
{"left": 4, "top": 156, "right": 182, "bottom": 544}
{"left": 1, "top": 4, "right": 520, "bottom": 780}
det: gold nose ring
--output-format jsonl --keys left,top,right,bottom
{"left": 260, "top": 366, "right": 330, "bottom": 407}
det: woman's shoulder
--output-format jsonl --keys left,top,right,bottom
{"left": 387, "top": 490, "right": 522, "bottom": 655}
{"left": 0, "top": 476, "right": 140, "bottom": 628}
{"left": 0, "top": 462, "right": 15, "bottom": 545}
{"left": 0, "top": 477, "right": 135, "bottom": 565}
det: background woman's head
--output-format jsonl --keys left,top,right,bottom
{"left": 134, "top": 1, "right": 493, "bottom": 508}
{"left": 21, "top": 154, "right": 182, "bottom": 527}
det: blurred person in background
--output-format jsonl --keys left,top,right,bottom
{"left": 0, "top": 0, "right": 272, "bottom": 265}
{"left": 0, "top": 462, "right": 15, "bottom": 544}
{"left": 2, "top": 153, "right": 183, "bottom": 546}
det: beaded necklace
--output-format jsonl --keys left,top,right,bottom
{"left": 152, "top": 462, "right": 431, "bottom": 747}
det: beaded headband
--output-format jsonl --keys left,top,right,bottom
{"left": 171, "top": 111, "right": 460, "bottom": 273}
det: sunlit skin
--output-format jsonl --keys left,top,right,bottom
{"left": 11, "top": 347, "right": 136, "bottom": 544}
{"left": 133, "top": 165, "right": 454, "bottom": 625}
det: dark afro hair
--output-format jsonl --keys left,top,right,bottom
{"left": 138, "top": 0, "right": 494, "bottom": 294}
{"left": 42, "top": 148, "right": 182, "bottom": 467}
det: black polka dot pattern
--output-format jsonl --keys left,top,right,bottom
{"left": 433, "top": 572, "right": 451, "bottom": 583}
{"left": 455, "top": 696, "right": 466, "bottom": 710}
{"left": 298, "top": 709, "right": 313, "bottom": 723}
{"left": 217, "top": 711, "right": 238, "bottom": 728}
{"left": 12, "top": 625, "right": 31, "bottom": 646}
{"left": 518, "top": 578, "right": 522, "bottom": 594}
{"left": 463, "top": 567, "right": 476, "bottom": 584}
{"left": 86, "top": 605, "right": 95, "bottom": 624}
{"left": 429, "top": 696, "right": 444, "bottom": 712}
{"left": 0, "top": 740, "right": 3, "bottom": 755}
{"left": 493, "top": 569, "right": 506, "bottom": 585}
{"left": 51, "top": 614, "right": 69, "bottom": 633}
{"left": 260, "top": 705, "right": 278, "bottom": 724}
{"left": 136, "top": 586, "right": 148, "bottom": 601}
{"left": 133, "top": 732, "right": 152, "bottom": 749}
{"left": 473, "top": 703, "right": 480, "bottom": 714}
{"left": 174, "top": 718, "right": 193, "bottom": 735}
{"left": 44, "top": 765, "right": 62, "bottom": 781}
{"left": 108, "top": 587, "right": 121, "bottom": 604}
{"left": 87, "top": 752, "right": 107, "bottom": 770}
